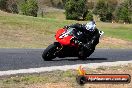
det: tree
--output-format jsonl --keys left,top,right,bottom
{"left": 127, "top": 0, "right": 132, "bottom": 23}
{"left": 115, "top": 0, "right": 131, "bottom": 23}
{"left": 93, "top": 0, "right": 108, "bottom": 21}
{"left": 93, "top": 0, "right": 118, "bottom": 22}
{"left": 0, "top": 0, "right": 19, "bottom": 13}
{"left": 10, "top": 3, "right": 19, "bottom": 14}
{"left": 20, "top": 0, "right": 38, "bottom": 17}
{"left": 87, "top": 0, "right": 94, "bottom": 10}
{"left": 0, "top": 0, "right": 9, "bottom": 12}
{"left": 65, "top": 0, "right": 88, "bottom": 20}
{"left": 85, "top": 11, "right": 93, "bottom": 21}
{"left": 107, "top": 0, "right": 118, "bottom": 12}
{"left": 8, "top": 0, "right": 19, "bottom": 14}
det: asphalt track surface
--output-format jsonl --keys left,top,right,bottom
{"left": 0, "top": 49, "right": 132, "bottom": 71}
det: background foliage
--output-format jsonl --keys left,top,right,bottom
{"left": 65, "top": 0, "right": 89, "bottom": 20}
{"left": 20, "top": 0, "right": 38, "bottom": 17}
{"left": 0, "top": 0, "right": 131, "bottom": 23}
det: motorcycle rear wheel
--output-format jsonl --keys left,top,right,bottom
{"left": 42, "top": 43, "right": 58, "bottom": 61}
{"left": 78, "top": 48, "right": 94, "bottom": 60}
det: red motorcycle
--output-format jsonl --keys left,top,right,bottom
{"left": 42, "top": 27, "right": 104, "bottom": 61}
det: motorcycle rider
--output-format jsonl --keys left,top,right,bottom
{"left": 64, "top": 19, "right": 100, "bottom": 50}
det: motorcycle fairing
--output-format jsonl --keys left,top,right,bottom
{"left": 55, "top": 28, "right": 73, "bottom": 45}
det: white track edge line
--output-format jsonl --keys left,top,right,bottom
{"left": 0, "top": 60, "right": 132, "bottom": 76}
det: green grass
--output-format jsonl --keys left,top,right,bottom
{"left": 96, "top": 22, "right": 132, "bottom": 41}
{"left": 0, "top": 70, "right": 79, "bottom": 88}
{"left": 0, "top": 11, "right": 131, "bottom": 48}
{"left": 0, "top": 12, "right": 75, "bottom": 48}
{"left": 103, "top": 28, "right": 132, "bottom": 41}
{"left": 38, "top": 12, "right": 66, "bottom": 20}
{"left": 0, "top": 64, "right": 132, "bottom": 88}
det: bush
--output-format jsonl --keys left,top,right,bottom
{"left": 8, "top": 1, "right": 19, "bottom": 14}
{"left": 93, "top": 0, "right": 107, "bottom": 15}
{"left": 20, "top": 0, "right": 38, "bottom": 17}
{"left": 93, "top": 0, "right": 118, "bottom": 22}
{"left": 87, "top": 1, "right": 94, "bottom": 10}
{"left": 0, "top": 0, "right": 9, "bottom": 12}
{"left": 106, "top": 12, "right": 113, "bottom": 22}
{"left": 0, "top": 0, "right": 19, "bottom": 13}
{"left": 85, "top": 11, "right": 93, "bottom": 21}
{"left": 93, "top": 0, "right": 107, "bottom": 21}
{"left": 114, "top": 0, "right": 132, "bottom": 23}
{"left": 65, "top": 0, "right": 88, "bottom": 20}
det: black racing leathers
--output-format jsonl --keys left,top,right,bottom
{"left": 65, "top": 23, "right": 100, "bottom": 49}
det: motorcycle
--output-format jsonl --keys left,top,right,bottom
{"left": 42, "top": 27, "right": 104, "bottom": 61}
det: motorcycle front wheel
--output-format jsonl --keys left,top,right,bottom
{"left": 42, "top": 43, "right": 59, "bottom": 61}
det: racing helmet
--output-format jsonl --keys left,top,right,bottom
{"left": 85, "top": 21, "right": 96, "bottom": 32}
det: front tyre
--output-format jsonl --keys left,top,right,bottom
{"left": 42, "top": 43, "right": 58, "bottom": 61}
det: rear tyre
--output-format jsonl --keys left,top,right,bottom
{"left": 78, "top": 50, "right": 87, "bottom": 60}
{"left": 42, "top": 43, "right": 58, "bottom": 61}
{"left": 78, "top": 48, "right": 95, "bottom": 60}
{"left": 87, "top": 48, "right": 95, "bottom": 57}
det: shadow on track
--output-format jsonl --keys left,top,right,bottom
{"left": 51, "top": 57, "right": 107, "bottom": 61}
